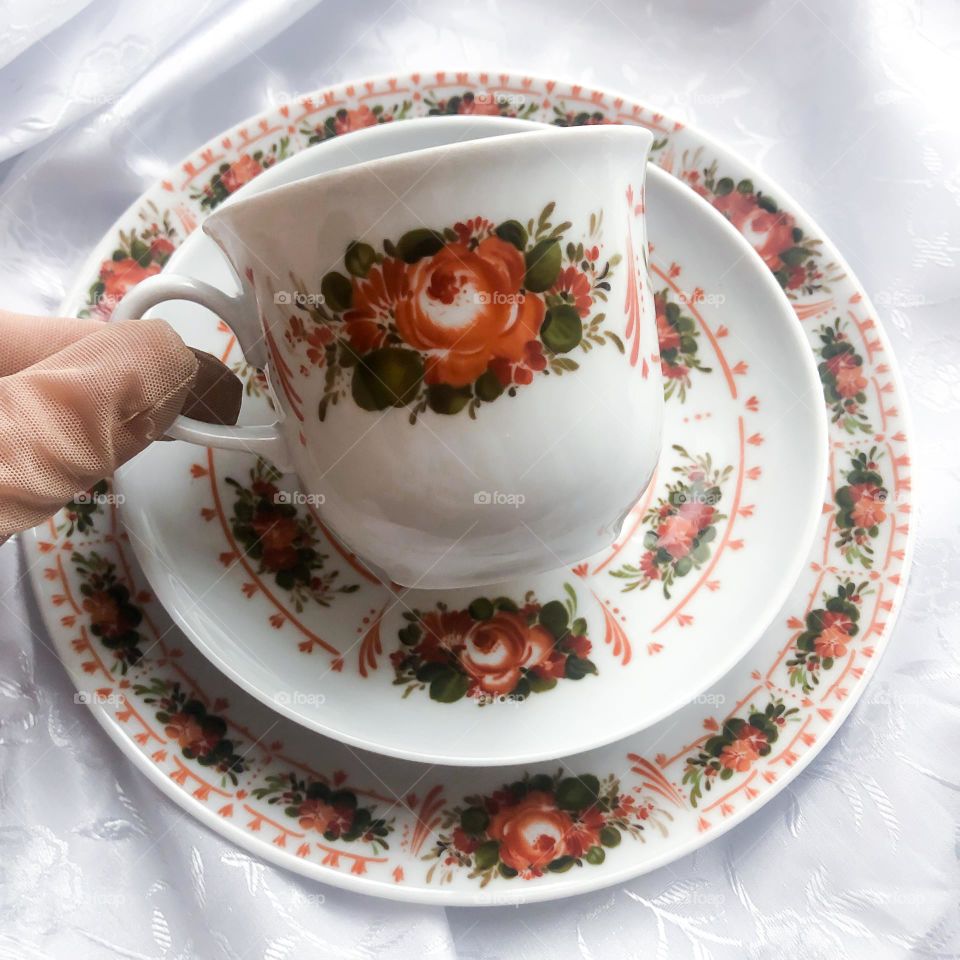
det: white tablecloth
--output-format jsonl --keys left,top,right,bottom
{"left": 1, "top": 1, "right": 957, "bottom": 956}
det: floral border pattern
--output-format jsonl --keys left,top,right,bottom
{"left": 610, "top": 447, "right": 732, "bottom": 598}
{"left": 223, "top": 458, "right": 359, "bottom": 612}
{"left": 424, "top": 770, "right": 671, "bottom": 884}
{"left": 656, "top": 287, "right": 712, "bottom": 401}
{"left": 27, "top": 72, "right": 912, "bottom": 903}
{"left": 391, "top": 587, "right": 598, "bottom": 705}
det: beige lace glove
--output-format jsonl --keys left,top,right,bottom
{"left": 0, "top": 309, "right": 241, "bottom": 538}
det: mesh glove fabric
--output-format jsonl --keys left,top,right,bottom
{"left": 0, "top": 311, "right": 241, "bottom": 537}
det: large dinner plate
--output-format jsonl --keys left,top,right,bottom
{"left": 23, "top": 71, "right": 913, "bottom": 904}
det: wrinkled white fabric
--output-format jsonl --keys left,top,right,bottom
{"left": 1, "top": 0, "right": 959, "bottom": 958}
{"left": 0, "top": 0, "right": 93, "bottom": 71}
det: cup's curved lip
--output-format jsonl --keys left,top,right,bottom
{"left": 201, "top": 121, "right": 655, "bottom": 240}
{"left": 113, "top": 114, "right": 827, "bottom": 767}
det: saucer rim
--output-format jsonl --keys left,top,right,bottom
{"left": 112, "top": 130, "right": 827, "bottom": 766}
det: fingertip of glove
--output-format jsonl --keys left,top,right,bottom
{"left": 111, "top": 317, "right": 199, "bottom": 382}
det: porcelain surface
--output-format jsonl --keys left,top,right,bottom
{"left": 23, "top": 73, "right": 911, "bottom": 905}
{"left": 115, "top": 124, "right": 663, "bottom": 589}
{"left": 112, "top": 117, "right": 825, "bottom": 766}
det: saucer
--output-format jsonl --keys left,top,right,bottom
{"left": 113, "top": 117, "right": 826, "bottom": 765}
{"left": 27, "top": 72, "right": 912, "bottom": 904}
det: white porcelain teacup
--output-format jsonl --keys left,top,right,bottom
{"left": 115, "top": 126, "right": 662, "bottom": 588}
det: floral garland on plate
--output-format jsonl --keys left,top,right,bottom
{"left": 390, "top": 587, "right": 597, "bottom": 705}
{"left": 27, "top": 73, "right": 911, "bottom": 904}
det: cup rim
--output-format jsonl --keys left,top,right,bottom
{"left": 201, "top": 122, "right": 655, "bottom": 239}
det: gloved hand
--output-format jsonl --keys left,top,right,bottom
{"left": 0, "top": 309, "right": 242, "bottom": 538}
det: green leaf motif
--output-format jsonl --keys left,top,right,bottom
{"left": 524, "top": 239, "right": 561, "bottom": 292}
{"left": 396, "top": 228, "right": 446, "bottom": 263}
{"left": 351, "top": 347, "right": 424, "bottom": 411}
{"left": 344, "top": 241, "right": 376, "bottom": 277}
{"left": 555, "top": 774, "right": 600, "bottom": 811}
{"left": 541, "top": 304, "right": 583, "bottom": 353}
{"left": 320, "top": 271, "right": 352, "bottom": 311}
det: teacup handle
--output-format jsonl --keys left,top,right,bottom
{"left": 113, "top": 274, "right": 295, "bottom": 472}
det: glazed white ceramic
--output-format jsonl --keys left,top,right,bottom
{"left": 114, "top": 125, "right": 661, "bottom": 589}
{"left": 25, "top": 73, "right": 912, "bottom": 905}
{"left": 112, "top": 117, "right": 826, "bottom": 766}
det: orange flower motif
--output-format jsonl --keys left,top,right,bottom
{"left": 164, "top": 713, "right": 204, "bottom": 751}
{"left": 334, "top": 105, "right": 378, "bottom": 135}
{"left": 100, "top": 258, "right": 161, "bottom": 301}
{"left": 82, "top": 591, "right": 120, "bottom": 631}
{"left": 458, "top": 92, "right": 502, "bottom": 116}
{"left": 835, "top": 363, "right": 867, "bottom": 398}
{"left": 752, "top": 210, "right": 798, "bottom": 272}
{"left": 550, "top": 266, "right": 593, "bottom": 318}
{"left": 711, "top": 190, "right": 799, "bottom": 273}
{"left": 639, "top": 550, "right": 660, "bottom": 580}
{"left": 415, "top": 609, "right": 474, "bottom": 663}
{"left": 814, "top": 624, "right": 849, "bottom": 660}
{"left": 453, "top": 217, "right": 494, "bottom": 245}
{"left": 850, "top": 484, "right": 887, "bottom": 529}
{"left": 486, "top": 791, "right": 575, "bottom": 873}
{"left": 654, "top": 295, "right": 681, "bottom": 353}
{"left": 656, "top": 514, "right": 697, "bottom": 559}
{"left": 452, "top": 826, "right": 480, "bottom": 853}
{"left": 251, "top": 512, "right": 301, "bottom": 571}
{"left": 735, "top": 723, "right": 768, "bottom": 755}
{"left": 221, "top": 154, "right": 262, "bottom": 194}
{"left": 149, "top": 236, "right": 175, "bottom": 260}
{"left": 297, "top": 798, "right": 341, "bottom": 833}
{"left": 395, "top": 238, "right": 545, "bottom": 387}
{"left": 820, "top": 610, "right": 855, "bottom": 633}
{"left": 825, "top": 351, "right": 855, "bottom": 377}
{"left": 305, "top": 324, "right": 333, "bottom": 365}
{"left": 563, "top": 806, "right": 605, "bottom": 858}
{"left": 719, "top": 739, "right": 758, "bottom": 773}
{"left": 461, "top": 611, "right": 554, "bottom": 696}
{"left": 677, "top": 498, "right": 715, "bottom": 531}
{"left": 343, "top": 258, "right": 410, "bottom": 355}
{"left": 711, "top": 190, "right": 757, "bottom": 230}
